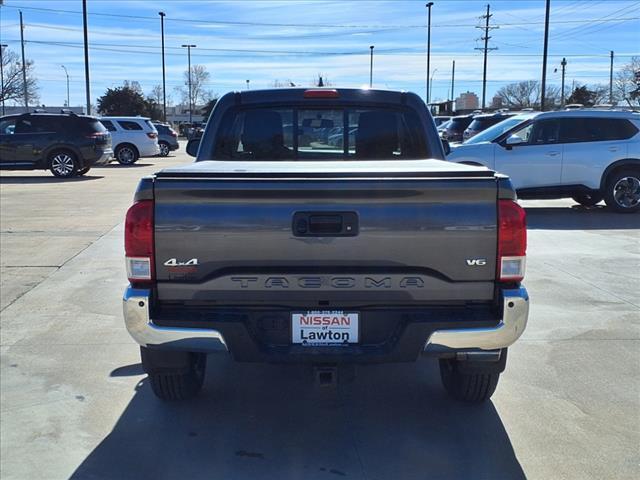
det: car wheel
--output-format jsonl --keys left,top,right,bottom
{"left": 572, "top": 192, "right": 603, "bottom": 207}
{"left": 77, "top": 167, "right": 91, "bottom": 176}
{"left": 141, "top": 347, "right": 206, "bottom": 401}
{"left": 604, "top": 169, "right": 640, "bottom": 213}
{"left": 158, "top": 141, "right": 170, "bottom": 157}
{"left": 49, "top": 151, "right": 78, "bottom": 178}
{"left": 439, "top": 358, "right": 500, "bottom": 403}
{"left": 115, "top": 144, "right": 139, "bottom": 165}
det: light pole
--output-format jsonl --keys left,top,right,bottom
{"left": 425, "top": 2, "right": 434, "bottom": 104}
{"left": 0, "top": 44, "right": 7, "bottom": 116}
{"left": 159, "top": 12, "right": 167, "bottom": 122}
{"left": 369, "top": 45, "right": 374, "bottom": 88}
{"left": 560, "top": 57, "right": 567, "bottom": 108}
{"left": 61, "top": 65, "right": 70, "bottom": 107}
{"left": 246, "top": 79, "right": 250, "bottom": 90}
{"left": 19, "top": 10, "right": 28, "bottom": 111}
{"left": 82, "top": 0, "right": 91, "bottom": 114}
{"left": 181, "top": 44, "right": 196, "bottom": 124}
{"left": 540, "top": 0, "right": 551, "bottom": 111}
{"left": 430, "top": 68, "right": 438, "bottom": 104}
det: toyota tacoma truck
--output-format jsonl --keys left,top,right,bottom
{"left": 123, "top": 88, "right": 529, "bottom": 403}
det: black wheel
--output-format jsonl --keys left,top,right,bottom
{"left": 603, "top": 169, "right": 640, "bottom": 213}
{"left": 439, "top": 358, "right": 500, "bottom": 403}
{"left": 158, "top": 141, "right": 170, "bottom": 157}
{"left": 141, "top": 347, "right": 206, "bottom": 401}
{"left": 572, "top": 192, "right": 603, "bottom": 207}
{"left": 49, "top": 150, "right": 78, "bottom": 178}
{"left": 115, "top": 144, "right": 139, "bottom": 165}
{"left": 77, "top": 167, "right": 91, "bottom": 176}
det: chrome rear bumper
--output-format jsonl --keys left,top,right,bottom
{"left": 123, "top": 286, "right": 528, "bottom": 354}
{"left": 423, "top": 286, "right": 529, "bottom": 352}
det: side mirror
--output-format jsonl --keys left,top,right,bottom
{"left": 441, "top": 138, "right": 451, "bottom": 156}
{"left": 186, "top": 138, "right": 200, "bottom": 157}
{"left": 505, "top": 135, "right": 525, "bottom": 146}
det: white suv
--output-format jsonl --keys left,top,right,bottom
{"left": 447, "top": 110, "right": 640, "bottom": 213}
{"left": 99, "top": 117, "right": 160, "bottom": 165}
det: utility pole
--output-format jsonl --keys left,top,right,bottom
{"left": 560, "top": 57, "right": 567, "bottom": 108}
{"left": 609, "top": 50, "right": 614, "bottom": 104}
{"left": 159, "top": 12, "right": 167, "bottom": 122}
{"left": 246, "top": 79, "right": 250, "bottom": 90}
{"left": 475, "top": 4, "right": 498, "bottom": 110}
{"left": 61, "top": 65, "right": 70, "bottom": 107}
{"left": 19, "top": 11, "right": 28, "bottom": 111}
{"left": 540, "top": 0, "right": 551, "bottom": 111}
{"left": 450, "top": 59, "right": 455, "bottom": 112}
{"left": 181, "top": 44, "right": 196, "bottom": 124}
{"left": 369, "top": 45, "right": 374, "bottom": 88}
{"left": 425, "top": 2, "right": 434, "bottom": 104}
{"left": 0, "top": 44, "right": 7, "bottom": 116}
{"left": 82, "top": 0, "right": 91, "bottom": 114}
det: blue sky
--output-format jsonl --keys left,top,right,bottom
{"left": 1, "top": 0, "right": 639, "bottom": 107}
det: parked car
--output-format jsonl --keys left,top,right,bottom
{"left": 0, "top": 112, "right": 112, "bottom": 178}
{"left": 99, "top": 116, "right": 160, "bottom": 165}
{"left": 152, "top": 122, "right": 180, "bottom": 157}
{"left": 447, "top": 110, "right": 640, "bottom": 212}
{"left": 433, "top": 115, "right": 451, "bottom": 127}
{"left": 441, "top": 114, "right": 475, "bottom": 143}
{"left": 122, "top": 88, "right": 529, "bottom": 404}
{"left": 462, "top": 112, "right": 516, "bottom": 141}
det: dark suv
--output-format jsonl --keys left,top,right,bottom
{"left": 152, "top": 122, "right": 180, "bottom": 157}
{"left": 0, "top": 112, "right": 112, "bottom": 177}
{"left": 462, "top": 112, "right": 516, "bottom": 141}
{"left": 441, "top": 114, "right": 475, "bottom": 143}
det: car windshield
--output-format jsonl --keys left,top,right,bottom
{"left": 463, "top": 114, "right": 535, "bottom": 144}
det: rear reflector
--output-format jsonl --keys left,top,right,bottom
{"left": 497, "top": 199, "right": 527, "bottom": 282}
{"left": 125, "top": 200, "right": 154, "bottom": 284}
{"left": 303, "top": 89, "right": 339, "bottom": 98}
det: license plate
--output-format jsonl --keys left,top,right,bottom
{"left": 291, "top": 311, "right": 359, "bottom": 346}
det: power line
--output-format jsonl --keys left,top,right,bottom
{"left": 2, "top": 4, "right": 639, "bottom": 29}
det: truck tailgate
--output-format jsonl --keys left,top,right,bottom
{"left": 153, "top": 160, "right": 498, "bottom": 306}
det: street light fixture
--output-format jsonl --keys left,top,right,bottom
{"left": 61, "top": 65, "right": 70, "bottom": 107}
{"left": 181, "top": 44, "right": 196, "bottom": 124}
{"left": 425, "top": 2, "right": 434, "bottom": 104}
{"left": 159, "top": 12, "right": 167, "bottom": 122}
{"left": 369, "top": 45, "right": 374, "bottom": 88}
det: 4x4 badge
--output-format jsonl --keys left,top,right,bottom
{"left": 164, "top": 258, "right": 198, "bottom": 266}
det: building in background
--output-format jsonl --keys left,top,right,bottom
{"left": 491, "top": 95, "right": 504, "bottom": 109}
{"left": 455, "top": 91, "right": 479, "bottom": 111}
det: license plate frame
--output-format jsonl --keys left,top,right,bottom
{"left": 291, "top": 311, "right": 359, "bottom": 346}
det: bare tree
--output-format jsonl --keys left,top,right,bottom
{"left": 271, "top": 79, "right": 296, "bottom": 88}
{"left": 496, "top": 80, "right": 559, "bottom": 109}
{"left": 0, "top": 47, "right": 39, "bottom": 105}
{"left": 310, "top": 73, "right": 331, "bottom": 87}
{"left": 175, "top": 65, "right": 213, "bottom": 107}
{"left": 615, "top": 56, "right": 640, "bottom": 107}
{"left": 150, "top": 84, "right": 164, "bottom": 105}
{"left": 122, "top": 80, "right": 143, "bottom": 95}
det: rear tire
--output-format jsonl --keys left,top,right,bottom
{"left": 141, "top": 347, "right": 206, "bottom": 401}
{"left": 49, "top": 150, "right": 79, "bottom": 178}
{"left": 603, "top": 169, "right": 640, "bottom": 213}
{"left": 439, "top": 357, "right": 501, "bottom": 403}
{"left": 77, "top": 167, "right": 91, "bottom": 176}
{"left": 572, "top": 192, "right": 602, "bottom": 207}
{"left": 115, "top": 144, "right": 139, "bottom": 165}
{"left": 158, "top": 141, "right": 170, "bottom": 157}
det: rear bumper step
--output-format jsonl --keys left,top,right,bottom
{"left": 123, "top": 287, "right": 528, "bottom": 356}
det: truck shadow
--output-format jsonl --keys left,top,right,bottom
{"left": 71, "top": 357, "right": 525, "bottom": 480}
{"left": 525, "top": 205, "right": 640, "bottom": 230}
{"left": 0, "top": 175, "right": 103, "bottom": 184}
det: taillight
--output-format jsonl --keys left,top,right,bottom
{"left": 303, "top": 89, "right": 339, "bottom": 98}
{"left": 125, "top": 200, "right": 154, "bottom": 285}
{"left": 497, "top": 199, "right": 527, "bottom": 282}
{"left": 147, "top": 132, "right": 157, "bottom": 139}
{"left": 85, "top": 132, "right": 106, "bottom": 139}
{"left": 169, "top": 129, "right": 178, "bottom": 137}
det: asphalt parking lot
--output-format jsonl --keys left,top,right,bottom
{"left": 1, "top": 144, "right": 638, "bottom": 480}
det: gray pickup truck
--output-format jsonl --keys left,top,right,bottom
{"left": 123, "top": 88, "right": 529, "bottom": 403}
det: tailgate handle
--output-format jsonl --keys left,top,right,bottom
{"left": 293, "top": 212, "right": 358, "bottom": 237}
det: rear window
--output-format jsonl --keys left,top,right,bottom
{"left": 213, "top": 106, "right": 429, "bottom": 160}
{"left": 80, "top": 119, "right": 108, "bottom": 134}
{"left": 145, "top": 120, "right": 157, "bottom": 132}
{"left": 101, "top": 120, "right": 116, "bottom": 132}
{"left": 448, "top": 117, "right": 473, "bottom": 131}
{"left": 468, "top": 117, "right": 505, "bottom": 131}
{"left": 117, "top": 120, "right": 143, "bottom": 131}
